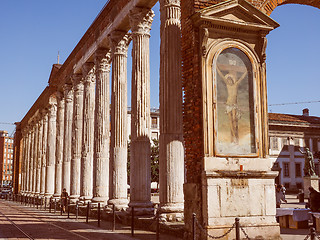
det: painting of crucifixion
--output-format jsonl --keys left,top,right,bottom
{"left": 215, "top": 47, "right": 256, "bottom": 155}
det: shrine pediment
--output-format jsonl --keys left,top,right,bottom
{"left": 192, "top": 0, "right": 279, "bottom": 32}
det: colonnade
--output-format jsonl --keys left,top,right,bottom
{"left": 18, "top": 1, "right": 184, "bottom": 218}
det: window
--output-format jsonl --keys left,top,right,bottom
{"left": 151, "top": 132, "right": 158, "bottom": 140}
{"left": 283, "top": 163, "right": 290, "bottom": 177}
{"left": 293, "top": 138, "right": 300, "bottom": 146}
{"left": 295, "top": 163, "right": 301, "bottom": 177}
{"left": 315, "top": 163, "right": 320, "bottom": 176}
{"left": 151, "top": 117, "right": 158, "bottom": 129}
{"left": 271, "top": 137, "right": 279, "bottom": 150}
{"left": 215, "top": 47, "right": 255, "bottom": 155}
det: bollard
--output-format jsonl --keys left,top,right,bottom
{"left": 44, "top": 197, "right": 47, "bottom": 210}
{"left": 54, "top": 199, "right": 57, "bottom": 214}
{"left": 60, "top": 200, "right": 63, "bottom": 216}
{"left": 98, "top": 203, "right": 101, "bottom": 227}
{"left": 112, "top": 204, "right": 116, "bottom": 232}
{"left": 235, "top": 218, "right": 240, "bottom": 240}
{"left": 40, "top": 197, "right": 42, "bottom": 210}
{"left": 131, "top": 207, "right": 135, "bottom": 237}
{"left": 67, "top": 200, "right": 70, "bottom": 219}
{"left": 192, "top": 213, "right": 196, "bottom": 240}
{"left": 49, "top": 198, "right": 52, "bottom": 213}
{"left": 86, "top": 202, "right": 90, "bottom": 223}
{"left": 311, "top": 227, "right": 316, "bottom": 240}
{"left": 76, "top": 202, "right": 79, "bottom": 220}
{"left": 156, "top": 208, "right": 160, "bottom": 240}
{"left": 37, "top": 197, "right": 39, "bottom": 209}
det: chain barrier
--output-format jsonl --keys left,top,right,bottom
{"left": 240, "top": 226, "right": 251, "bottom": 240}
{"left": 195, "top": 217, "right": 235, "bottom": 239}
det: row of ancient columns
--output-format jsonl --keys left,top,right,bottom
{"left": 19, "top": 2, "right": 184, "bottom": 218}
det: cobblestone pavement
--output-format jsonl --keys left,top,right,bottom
{"left": 0, "top": 199, "right": 182, "bottom": 240}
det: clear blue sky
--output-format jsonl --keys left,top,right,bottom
{"left": 0, "top": 1, "right": 319, "bottom": 136}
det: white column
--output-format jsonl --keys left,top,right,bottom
{"left": 80, "top": 63, "right": 95, "bottom": 203}
{"left": 32, "top": 119, "right": 39, "bottom": 196}
{"left": 129, "top": 7, "right": 154, "bottom": 214}
{"left": 45, "top": 101, "right": 57, "bottom": 198}
{"left": 54, "top": 91, "right": 65, "bottom": 198}
{"left": 159, "top": 0, "right": 184, "bottom": 219}
{"left": 62, "top": 82, "right": 73, "bottom": 194}
{"left": 40, "top": 109, "right": 48, "bottom": 196}
{"left": 108, "top": 32, "right": 131, "bottom": 209}
{"left": 70, "top": 73, "right": 84, "bottom": 203}
{"left": 36, "top": 116, "right": 43, "bottom": 195}
{"left": 21, "top": 130, "right": 27, "bottom": 194}
{"left": 29, "top": 124, "right": 35, "bottom": 195}
{"left": 92, "top": 49, "right": 111, "bottom": 205}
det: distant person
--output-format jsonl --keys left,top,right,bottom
{"left": 276, "top": 185, "right": 287, "bottom": 208}
{"left": 280, "top": 184, "right": 286, "bottom": 199}
{"left": 61, "top": 188, "right": 69, "bottom": 213}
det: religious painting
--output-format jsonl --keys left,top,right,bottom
{"left": 214, "top": 47, "right": 256, "bottom": 155}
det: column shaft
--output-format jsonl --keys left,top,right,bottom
{"left": 32, "top": 120, "right": 39, "bottom": 195}
{"left": 129, "top": 7, "right": 154, "bottom": 213}
{"left": 29, "top": 126, "right": 35, "bottom": 195}
{"left": 70, "top": 74, "right": 84, "bottom": 202}
{"left": 54, "top": 92, "right": 65, "bottom": 198}
{"left": 109, "top": 32, "right": 130, "bottom": 209}
{"left": 45, "top": 102, "right": 57, "bottom": 197}
{"left": 159, "top": 0, "right": 184, "bottom": 219}
{"left": 36, "top": 117, "right": 43, "bottom": 195}
{"left": 92, "top": 50, "right": 111, "bottom": 204}
{"left": 40, "top": 110, "right": 48, "bottom": 196}
{"left": 80, "top": 63, "right": 95, "bottom": 203}
{"left": 62, "top": 83, "right": 73, "bottom": 194}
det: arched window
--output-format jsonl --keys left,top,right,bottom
{"left": 215, "top": 47, "right": 256, "bottom": 155}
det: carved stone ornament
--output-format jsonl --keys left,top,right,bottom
{"left": 95, "top": 49, "right": 112, "bottom": 73}
{"left": 64, "top": 83, "right": 73, "bottom": 103}
{"left": 72, "top": 73, "right": 83, "bottom": 87}
{"left": 82, "top": 63, "right": 95, "bottom": 84}
{"left": 109, "top": 31, "right": 131, "bottom": 57}
{"left": 129, "top": 7, "right": 155, "bottom": 36}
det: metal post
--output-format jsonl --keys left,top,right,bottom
{"left": 311, "top": 227, "right": 316, "bottom": 240}
{"left": 40, "top": 197, "right": 42, "bottom": 210}
{"left": 98, "top": 203, "right": 101, "bottom": 227}
{"left": 235, "top": 218, "right": 240, "bottom": 240}
{"left": 37, "top": 197, "right": 39, "bottom": 209}
{"left": 67, "top": 200, "right": 70, "bottom": 219}
{"left": 131, "top": 207, "right": 135, "bottom": 237}
{"left": 156, "top": 208, "right": 160, "bottom": 240}
{"left": 54, "top": 199, "right": 57, "bottom": 214}
{"left": 60, "top": 200, "right": 63, "bottom": 216}
{"left": 76, "top": 202, "right": 79, "bottom": 220}
{"left": 112, "top": 204, "right": 116, "bottom": 232}
{"left": 86, "top": 202, "right": 90, "bottom": 223}
{"left": 49, "top": 198, "right": 52, "bottom": 213}
{"left": 192, "top": 213, "right": 196, "bottom": 240}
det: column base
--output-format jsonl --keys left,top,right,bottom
{"left": 108, "top": 198, "right": 129, "bottom": 211}
{"left": 159, "top": 203, "right": 184, "bottom": 222}
{"left": 91, "top": 196, "right": 108, "bottom": 206}
{"left": 69, "top": 195, "right": 80, "bottom": 204}
{"left": 78, "top": 195, "right": 93, "bottom": 205}
{"left": 128, "top": 201, "right": 154, "bottom": 216}
{"left": 53, "top": 193, "right": 61, "bottom": 199}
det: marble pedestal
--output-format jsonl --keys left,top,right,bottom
{"left": 303, "top": 175, "right": 319, "bottom": 197}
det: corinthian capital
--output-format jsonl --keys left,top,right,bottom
{"left": 72, "top": 73, "right": 84, "bottom": 89}
{"left": 63, "top": 83, "right": 73, "bottom": 103}
{"left": 82, "top": 62, "right": 95, "bottom": 84}
{"left": 95, "top": 49, "right": 112, "bottom": 73}
{"left": 129, "top": 7, "right": 155, "bottom": 36}
{"left": 48, "top": 102, "right": 57, "bottom": 118}
{"left": 109, "top": 31, "right": 131, "bottom": 56}
{"left": 160, "top": 0, "right": 180, "bottom": 7}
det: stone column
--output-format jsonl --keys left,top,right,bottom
{"left": 32, "top": 119, "right": 39, "bottom": 196}
{"left": 40, "top": 109, "right": 48, "bottom": 196}
{"left": 26, "top": 129, "right": 32, "bottom": 195}
{"left": 70, "top": 73, "right": 84, "bottom": 203}
{"left": 62, "top": 82, "right": 73, "bottom": 194}
{"left": 29, "top": 124, "right": 35, "bottom": 196}
{"left": 54, "top": 91, "right": 65, "bottom": 198}
{"left": 92, "top": 49, "right": 111, "bottom": 205}
{"left": 108, "top": 32, "right": 131, "bottom": 209}
{"left": 129, "top": 7, "right": 154, "bottom": 214}
{"left": 36, "top": 116, "right": 43, "bottom": 195}
{"left": 159, "top": 0, "right": 184, "bottom": 220}
{"left": 45, "top": 101, "right": 57, "bottom": 198}
{"left": 80, "top": 63, "right": 95, "bottom": 203}
{"left": 21, "top": 130, "right": 27, "bottom": 194}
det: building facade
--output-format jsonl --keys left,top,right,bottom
{"left": 269, "top": 109, "right": 320, "bottom": 191}
{"left": 0, "top": 131, "right": 14, "bottom": 188}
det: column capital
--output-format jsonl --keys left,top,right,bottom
{"left": 109, "top": 31, "right": 131, "bottom": 56}
{"left": 72, "top": 73, "right": 83, "bottom": 86}
{"left": 129, "top": 7, "right": 154, "bottom": 36}
{"left": 48, "top": 102, "right": 58, "bottom": 118}
{"left": 160, "top": 0, "right": 180, "bottom": 8}
{"left": 94, "top": 49, "right": 112, "bottom": 73}
{"left": 82, "top": 63, "right": 95, "bottom": 85}
{"left": 63, "top": 83, "right": 73, "bottom": 103}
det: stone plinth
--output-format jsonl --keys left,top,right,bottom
{"left": 303, "top": 175, "right": 319, "bottom": 196}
